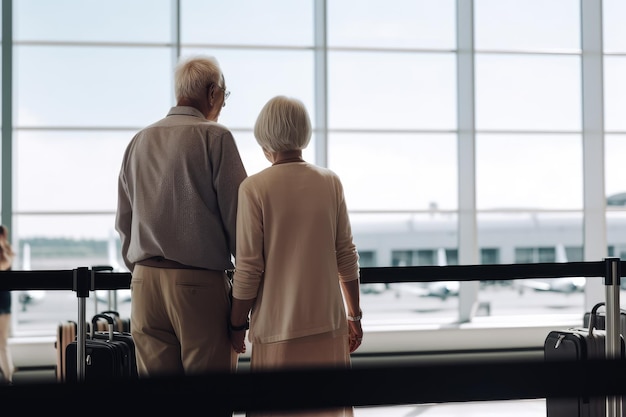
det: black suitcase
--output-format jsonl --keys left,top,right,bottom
{"left": 545, "top": 302, "right": 625, "bottom": 416}
{"left": 90, "top": 313, "right": 137, "bottom": 379}
{"left": 65, "top": 314, "right": 137, "bottom": 382}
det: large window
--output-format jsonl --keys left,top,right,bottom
{"left": 2, "top": 0, "right": 624, "bottom": 336}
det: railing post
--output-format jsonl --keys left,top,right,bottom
{"left": 604, "top": 257, "right": 621, "bottom": 417}
{"left": 72, "top": 266, "right": 91, "bottom": 382}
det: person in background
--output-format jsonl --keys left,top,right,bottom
{"left": 115, "top": 54, "right": 247, "bottom": 384}
{"left": 229, "top": 96, "right": 362, "bottom": 416}
{"left": 0, "top": 225, "right": 15, "bottom": 385}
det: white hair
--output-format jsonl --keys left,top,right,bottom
{"left": 254, "top": 96, "right": 312, "bottom": 152}
{"left": 174, "top": 55, "right": 223, "bottom": 102}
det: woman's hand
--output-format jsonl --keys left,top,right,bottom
{"left": 348, "top": 320, "right": 363, "bottom": 353}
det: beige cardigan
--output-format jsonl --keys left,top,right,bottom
{"left": 232, "top": 161, "right": 360, "bottom": 344}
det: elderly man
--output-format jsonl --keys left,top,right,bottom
{"left": 116, "top": 55, "right": 247, "bottom": 381}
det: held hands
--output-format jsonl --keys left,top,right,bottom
{"left": 229, "top": 320, "right": 249, "bottom": 354}
{"left": 230, "top": 327, "right": 247, "bottom": 354}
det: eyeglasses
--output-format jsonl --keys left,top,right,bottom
{"left": 216, "top": 84, "right": 230, "bottom": 106}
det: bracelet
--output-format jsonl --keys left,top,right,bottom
{"left": 347, "top": 309, "right": 362, "bottom": 322}
{"left": 229, "top": 320, "right": 249, "bottom": 331}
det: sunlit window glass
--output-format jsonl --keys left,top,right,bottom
{"left": 476, "top": 134, "right": 583, "bottom": 210}
{"left": 605, "top": 135, "right": 626, "bottom": 204}
{"left": 16, "top": 46, "right": 171, "bottom": 128}
{"left": 12, "top": 212, "right": 128, "bottom": 334}
{"left": 15, "top": 131, "right": 130, "bottom": 213}
{"left": 2, "top": 0, "right": 623, "bottom": 342}
{"left": 475, "top": 55, "right": 581, "bottom": 131}
{"left": 476, "top": 212, "right": 585, "bottom": 314}
{"left": 603, "top": 57, "right": 626, "bottom": 131}
{"left": 475, "top": 0, "right": 579, "bottom": 51}
{"left": 607, "top": 213, "right": 626, "bottom": 259}
{"left": 15, "top": 0, "right": 171, "bottom": 43}
{"left": 329, "top": 133, "right": 457, "bottom": 211}
{"left": 603, "top": 0, "right": 626, "bottom": 53}
{"left": 181, "top": 0, "right": 313, "bottom": 46}
{"left": 328, "top": 52, "right": 456, "bottom": 130}
{"left": 328, "top": 0, "right": 455, "bottom": 49}
{"left": 478, "top": 213, "right": 582, "bottom": 264}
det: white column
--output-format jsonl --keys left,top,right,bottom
{"left": 456, "top": 0, "right": 480, "bottom": 322}
{"left": 580, "top": 0, "right": 607, "bottom": 311}
{"left": 313, "top": 0, "right": 328, "bottom": 167}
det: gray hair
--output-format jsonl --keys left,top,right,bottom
{"left": 174, "top": 55, "right": 223, "bottom": 102}
{"left": 254, "top": 96, "right": 312, "bottom": 152}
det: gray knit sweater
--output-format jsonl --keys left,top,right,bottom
{"left": 115, "top": 106, "right": 248, "bottom": 272}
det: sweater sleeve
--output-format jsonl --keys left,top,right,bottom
{"left": 115, "top": 156, "right": 134, "bottom": 272}
{"left": 334, "top": 177, "right": 360, "bottom": 282}
{"left": 212, "top": 130, "right": 248, "bottom": 258}
{"left": 232, "top": 180, "right": 265, "bottom": 300}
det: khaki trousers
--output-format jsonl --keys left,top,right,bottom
{"left": 130, "top": 266, "right": 237, "bottom": 378}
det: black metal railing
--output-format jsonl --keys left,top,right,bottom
{"left": 0, "top": 259, "right": 624, "bottom": 413}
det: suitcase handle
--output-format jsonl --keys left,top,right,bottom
{"left": 99, "top": 310, "right": 127, "bottom": 332}
{"left": 588, "top": 302, "right": 606, "bottom": 336}
{"left": 91, "top": 313, "right": 115, "bottom": 341}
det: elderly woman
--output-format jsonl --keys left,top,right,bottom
{"left": 230, "top": 95, "right": 363, "bottom": 416}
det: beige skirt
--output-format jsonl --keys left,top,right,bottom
{"left": 247, "top": 329, "right": 354, "bottom": 417}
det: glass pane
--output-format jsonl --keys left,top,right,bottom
{"left": 181, "top": 0, "right": 313, "bottom": 46}
{"left": 607, "top": 212, "right": 626, "bottom": 259}
{"left": 606, "top": 134, "right": 626, "bottom": 205}
{"left": 16, "top": 46, "right": 172, "bottom": 128}
{"left": 352, "top": 212, "right": 459, "bottom": 324}
{"left": 328, "top": 0, "right": 455, "bottom": 49}
{"left": 604, "top": 57, "right": 626, "bottom": 131}
{"left": 182, "top": 48, "right": 314, "bottom": 129}
{"left": 603, "top": 0, "right": 626, "bottom": 52}
{"left": 14, "top": 214, "right": 120, "bottom": 266}
{"left": 476, "top": 134, "right": 583, "bottom": 210}
{"left": 15, "top": 130, "right": 131, "bottom": 212}
{"left": 328, "top": 52, "right": 456, "bottom": 130}
{"left": 476, "top": 212, "right": 585, "bottom": 317}
{"left": 15, "top": 0, "right": 171, "bottom": 43}
{"left": 475, "top": 54, "right": 581, "bottom": 131}
{"left": 13, "top": 285, "right": 130, "bottom": 336}
{"left": 12, "top": 213, "right": 129, "bottom": 335}
{"left": 330, "top": 133, "right": 457, "bottom": 211}
{"left": 475, "top": 0, "right": 580, "bottom": 51}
